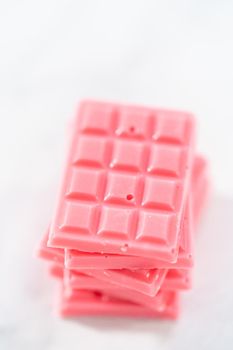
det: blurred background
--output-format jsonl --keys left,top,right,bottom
{"left": 0, "top": 1, "right": 233, "bottom": 349}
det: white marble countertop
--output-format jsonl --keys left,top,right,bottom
{"left": 1, "top": 1, "right": 233, "bottom": 349}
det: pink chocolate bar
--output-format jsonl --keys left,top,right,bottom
{"left": 47, "top": 261, "right": 167, "bottom": 298}
{"left": 63, "top": 277, "right": 177, "bottom": 311}
{"left": 47, "top": 263, "right": 187, "bottom": 311}
{"left": 82, "top": 267, "right": 166, "bottom": 296}
{"left": 48, "top": 101, "right": 195, "bottom": 261}
{"left": 59, "top": 289, "right": 179, "bottom": 319}
{"left": 77, "top": 267, "right": 167, "bottom": 297}
{"left": 65, "top": 200, "right": 192, "bottom": 270}
{"left": 40, "top": 199, "right": 191, "bottom": 270}
{"left": 65, "top": 155, "right": 206, "bottom": 270}
{"left": 49, "top": 264, "right": 191, "bottom": 292}
{"left": 38, "top": 195, "right": 192, "bottom": 271}
{"left": 68, "top": 199, "right": 190, "bottom": 296}
{"left": 64, "top": 268, "right": 191, "bottom": 293}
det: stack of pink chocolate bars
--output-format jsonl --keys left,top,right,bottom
{"left": 37, "top": 100, "right": 208, "bottom": 319}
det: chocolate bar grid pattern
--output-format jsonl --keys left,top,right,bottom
{"left": 50, "top": 101, "right": 194, "bottom": 258}
{"left": 65, "top": 197, "right": 193, "bottom": 269}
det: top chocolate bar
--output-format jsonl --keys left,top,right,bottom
{"left": 48, "top": 100, "right": 195, "bottom": 261}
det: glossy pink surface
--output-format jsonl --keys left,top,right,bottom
{"left": 48, "top": 101, "right": 195, "bottom": 261}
